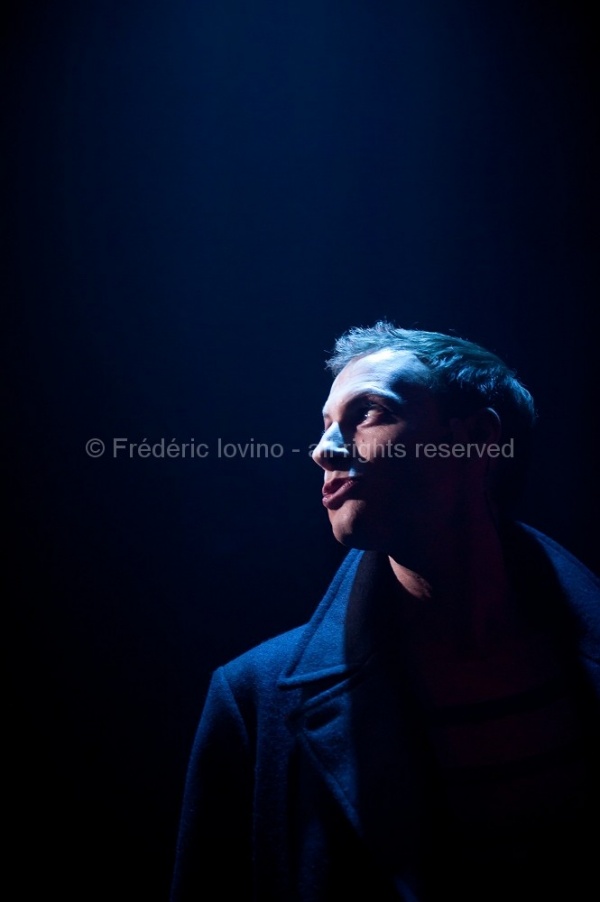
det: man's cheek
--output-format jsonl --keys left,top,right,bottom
{"left": 354, "top": 442, "right": 369, "bottom": 462}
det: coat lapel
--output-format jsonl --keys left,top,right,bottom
{"left": 278, "top": 550, "right": 439, "bottom": 882}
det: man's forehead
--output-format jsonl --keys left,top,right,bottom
{"left": 322, "top": 349, "right": 433, "bottom": 416}
{"left": 332, "top": 349, "right": 430, "bottom": 390}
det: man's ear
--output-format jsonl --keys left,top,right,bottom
{"left": 448, "top": 407, "right": 502, "bottom": 445}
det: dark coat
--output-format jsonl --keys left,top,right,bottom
{"left": 170, "top": 523, "right": 600, "bottom": 901}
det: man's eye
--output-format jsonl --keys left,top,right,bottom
{"left": 360, "top": 402, "right": 386, "bottom": 420}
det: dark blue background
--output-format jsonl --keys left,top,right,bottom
{"left": 5, "top": 1, "right": 597, "bottom": 898}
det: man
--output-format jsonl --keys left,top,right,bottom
{"left": 171, "top": 322, "right": 599, "bottom": 900}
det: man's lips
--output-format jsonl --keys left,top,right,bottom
{"left": 322, "top": 476, "right": 362, "bottom": 510}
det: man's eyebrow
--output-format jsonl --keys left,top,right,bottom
{"left": 322, "top": 388, "right": 406, "bottom": 420}
{"left": 357, "top": 387, "right": 406, "bottom": 405}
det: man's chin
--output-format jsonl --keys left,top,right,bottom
{"left": 329, "top": 509, "right": 373, "bottom": 550}
{"left": 328, "top": 504, "right": 406, "bottom": 555}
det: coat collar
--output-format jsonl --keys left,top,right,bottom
{"left": 277, "top": 548, "right": 395, "bottom": 688}
{"left": 278, "top": 521, "right": 600, "bottom": 691}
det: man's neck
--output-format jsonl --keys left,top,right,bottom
{"left": 387, "top": 513, "right": 516, "bottom": 657}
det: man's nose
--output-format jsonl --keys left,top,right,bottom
{"left": 312, "top": 423, "right": 351, "bottom": 470}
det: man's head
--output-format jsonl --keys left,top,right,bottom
{"left": 312, "top": 321, "right": 536, "bottom": 556}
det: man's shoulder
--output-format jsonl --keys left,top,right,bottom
{"left": 220, "top": 623, "right": 309, "bottom": 689}
{"left": 511, "top": 521, "right": 599, "bottom": 594}
{"left": 508, "top": 521, "right": 600, "bottom": 666}
{"left": 216, "top": 548, "right": 365, "bottom": 696}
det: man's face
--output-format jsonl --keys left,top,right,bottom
{"left": 312, "top": 349, "right": 464, "bottom": 557}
